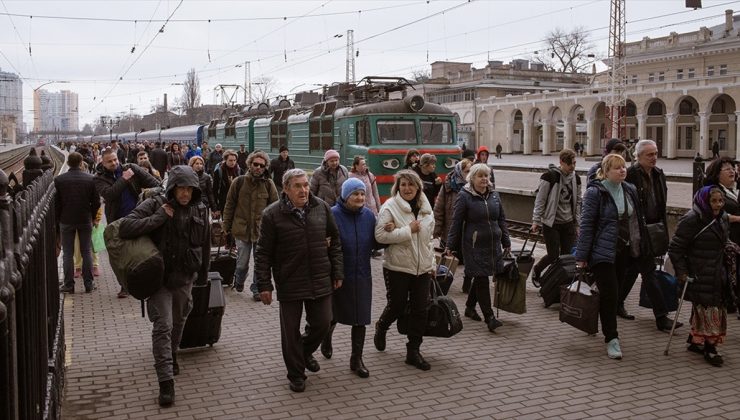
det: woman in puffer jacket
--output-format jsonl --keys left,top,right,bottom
{"left": 374, "top": 170, "right": 435, "bottom": 371}
{"left": 576, "top": 153, "right": 648, "bottom": 361}
{"left": 446, "top": 163, "right": 510, "bottom": 332}
{"left": 669, "top": 186, "right": 731, "bottom": 367}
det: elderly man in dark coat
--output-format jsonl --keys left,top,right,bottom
{"left": 255, "top": 168, "right": 343, "bottom": 393}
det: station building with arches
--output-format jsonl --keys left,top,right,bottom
{"left": 427, "top": 10, "right": 740, "bottom": 159}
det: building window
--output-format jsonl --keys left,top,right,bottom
{"left": 720, "top": 64, "right": 727, "bottom": 75}
{"left": 648, "top": 73, "right": 655, "bottom": 82}
{"left": 688, "top": 68, "right": 695, "bottom": 79}
{"left": 707, "top": 65, "right": 715, "bottom": 76}
{"left": 685, "top": 127, "right": 693, "bottom": 149}
{"left": 676, "top": 69, "right": 683, "bottom": 80}
{"left": 631, "top": 75, "right": 637, "bottom": 84}
{"left": 658, "top": 71, "right": 665, "bottom": 82}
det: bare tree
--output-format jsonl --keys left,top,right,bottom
{"left": 410, "top": 69, "right": 431, "bottom": 83}
{"left": 180, "top": 68, "right": 201, "bottom": 123}
{"left": 530, "top": 27, "right": 597, "bottom": 73}
{"left": 81, "top": 123, "right": 93, "bottom": 135}
{"left": 251, "top": 76, "right": 278, "bottom": 104}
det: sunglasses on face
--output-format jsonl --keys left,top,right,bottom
{"left": 252, "top": 163, "right": 266, "bottom": 168}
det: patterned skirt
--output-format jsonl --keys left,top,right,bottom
{"left": 689, "top": 304, "right": 727, "bottom": 345}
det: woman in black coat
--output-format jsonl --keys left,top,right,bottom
{"left": 446, "top": 163, "right": 510, "bottom": 332}
{"left": 188, "top": 156, "right": 219, "bottom": 218}
{"left": 668, "top": 186, "right": 731, "bottom": 367}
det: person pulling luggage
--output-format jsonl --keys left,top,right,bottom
{"left": 118, "top": 165, "right": 210, "bottom": 407}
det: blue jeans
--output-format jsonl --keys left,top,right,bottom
{"left": 234, "top": 238, "right": 258, "bottom": 294}
{"left": 61, "top": 222, "right": 94, "bottom": 289}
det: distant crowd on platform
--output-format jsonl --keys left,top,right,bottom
{"left": 45, "top": 136, "right": 740, "bottom": 407}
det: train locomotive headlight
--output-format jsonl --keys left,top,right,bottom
{"left": 404, "top": 95, "right": 425, "bottom": 112}
{"left": 382, "top": 158, "right": 400, "bottom": 170}
{"left": 444, "top": 157, "right": 459, "bottom": 169}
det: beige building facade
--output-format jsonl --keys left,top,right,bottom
{"left": 442, "top": 10, "right": 740, "bottom": 159}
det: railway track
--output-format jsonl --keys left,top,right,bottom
{"left": 0, "top": 145, "right": 33, "bottom": 181}
{"left": 505, "top": 219, "right": 544, "bottom": 242}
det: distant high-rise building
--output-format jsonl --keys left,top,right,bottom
{"left": 0, "top": 69, "right": 23, "bottom": 140}
{"left": 34, "top": 89, "right": 79, "bottom": 132}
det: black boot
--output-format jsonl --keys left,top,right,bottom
{"left": 485, "top": 314, "right": 503, "bottom": 332}
{"left": 374, "top": 321, "right": 388, "bottom": 351}
{"left": 158, "top": 379, "right": 175, "bottom": 407}
{"left": 321, "top": 322, "right": 336, "bottom": 359}
{"left": 350, "top": 326, "right": 370, "bottom": 378}
{"left": 172, "top": 352, "right": 179, "bottom": 376}
{"left": 616, "top": 303, "right": 635, "bottom": 320}
{"left": 405, "top": 342, "right": 431, "bottom": 371}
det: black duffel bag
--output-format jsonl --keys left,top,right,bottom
{"left": 398, "top": 278, "right": 463, "bottom": 338}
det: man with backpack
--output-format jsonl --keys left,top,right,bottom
{"left": 223, "top": 151, "right": 279, "bottom": 299}
{"left": 530, "top": 149, "right": 581, "bottom": 287}
{"left": 117, "top": 165, "right": 210, "bottom": 407}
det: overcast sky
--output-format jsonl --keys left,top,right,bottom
{"left": 1, "top": 0, "right": 737, "bottom": 129}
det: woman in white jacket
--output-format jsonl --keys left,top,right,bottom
{"left": 373, "top": 170, "right": 436, "bottom": 371}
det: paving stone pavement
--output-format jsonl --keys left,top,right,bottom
{"left": 60, "top": 239, "right": 739, "bottom": 419}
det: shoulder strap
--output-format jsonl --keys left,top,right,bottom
{"left": 693, "top": 218, "right": 716, "bottom": 241}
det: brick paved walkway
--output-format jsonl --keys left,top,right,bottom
{"left": 61, "top": 240, "right": 739, "bottom": 419}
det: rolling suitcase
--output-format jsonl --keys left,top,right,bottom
{"left": 512, "top": 238, "right": 537, "bottom": 282}
{"left": 210, "top": 246, "right": 236, "bottom": 287}
{"left": 179, "top": 272, "right": 226, "bottom": 349}
{"left": 639, "top": 269, "right": 679, "bottom": 312}
{"left": 539, "top": 254, "right": 577, "bottom": 308}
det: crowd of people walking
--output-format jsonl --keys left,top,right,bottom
{"left": 51, "top": 136, "right": 739, "bottom": 406}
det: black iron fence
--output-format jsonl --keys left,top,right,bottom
{"left": 0, "top": 160, "right": 64, "bottom": 419}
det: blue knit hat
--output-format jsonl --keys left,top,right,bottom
{"left": 341, "top": 178, "right": 366, "bottom": 201}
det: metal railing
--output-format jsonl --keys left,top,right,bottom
{"left": 0, "top": 164, "right": 64, "bottom": 420}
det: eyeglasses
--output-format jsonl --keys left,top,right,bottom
{"left": 252, "top": 163, "right": 266, "bottom": 168}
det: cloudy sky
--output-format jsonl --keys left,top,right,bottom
{"left": 0, "top": 0, "right": 736, "bottom": 129}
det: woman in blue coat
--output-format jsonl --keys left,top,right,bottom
{"left": 576, "top": 153, "right": 648, "bottom": 360}
{"left": 446, "top": 163, "right": 511, "bottom": 333}
{"left": 331, "top": 178, "right": 377, "bottom": 378}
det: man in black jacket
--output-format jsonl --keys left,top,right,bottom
{"left": 94, "top": 147, "right": 160, "bottom": 297}
{"left": 269, "top": 145, "right": 295, "bottom": 192}
{"left": 255, "top": 168, "right": 343, "bottom": 393}
{"left": 55, "top": 152, "right": 101, "bottom": 293}
{"left": 623, "top": 139, "right": 682, "bottom": 331}
{"left": 118, "top": 165, "right": 210, "bottom": 407}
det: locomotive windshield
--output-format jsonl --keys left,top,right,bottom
{"left": 420, "top": 121, "right": 453, "bottom": 144}
{"left": 376, "top": 121, "right": 416, "bottom": 144}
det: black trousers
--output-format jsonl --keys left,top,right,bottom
{"left": 466, "top": 276, "right": 493, "bottom": 318}
{"left": 591, "top": 251, "right": 628, "bottom": 342}
{"left": 623, "top": 255, "right": 668, "bottom": 318}
{"left": 533, "top": 221, "right": 576, "bottom": 277}
{"left": 377, "top": 268, "right": 431, "bottom": 347}
{"left": 279, "top": 294, "right": 332, "bottom": 381}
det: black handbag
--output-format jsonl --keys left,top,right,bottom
{"left": 646, "top": 222, "right": 669, "bottom": 256}
{"left": 559, "top": 270, "right": 599, "bottom": 335}
{"left": 397, "top": 278, "right": 463, "bottom": 338}
{"left": 496, "top": 251, "right": 519, "bottom": 283}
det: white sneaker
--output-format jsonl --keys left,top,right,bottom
{"left": 606, "top": 338, "right": 623, "bottom": 359}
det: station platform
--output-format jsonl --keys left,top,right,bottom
{"left": 60, "top": 238, "right": 739, "bottom": 419}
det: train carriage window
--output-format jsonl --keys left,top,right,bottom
{"left": 421, "top": 121, "right": 453, "bottom": 144}
{"left": 270, "top": 109, "right": 290, "bottom": 150}
{"left": 376, "top": 121, "right": 416, "bottom": 144}
{"left": 356, "top": 120, "right": 370, "bottom": 146}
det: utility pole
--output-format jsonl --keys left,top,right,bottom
{"left": 245, "top": 61, "right": 251, "bottom": 105}
{"left": 605, "top": 0, "right": 626, "bottom": 141}
{"left": 345, "top": 29, "right": 355, "bottom": 84}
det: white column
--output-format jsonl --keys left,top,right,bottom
{"left": 505, "top": 120, "right": 514, "bottom": 153}
{"left": 637, "top": 114, "right": 647, "bottom": 140}
{"left": 542, "top": 118, "right": 552, "bottom": 155}
{"left": 666, "top": 113, "right": 677, "bottom": 159}
{"left": 698, "top": 111, "right": 709, "bottom": 159}
{"left": 563, "top": 117, "right": 574, "bottom": 150}
{"left": 734, "top": 111, "right": 740, "bottom": 161}
{"left": 586, "top": 118, "right": 596, "bottom": 156}
{"left": 523, "top": 117, "right": 532, "bottom": 155}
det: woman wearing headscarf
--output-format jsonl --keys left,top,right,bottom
{"left": 669, "top": 186, "right": 732, "bottom": 367}
{"left": 330, "top": 178, "right": 377, "bottom": 378}
{"left": 374, "top": 170, "right": 435, "bottom": 370}
{"left": 446, "top": 163, "right": 509, "bottom": 332}
{"left": 434, "top": 159, "right": 472, "bottom": 292}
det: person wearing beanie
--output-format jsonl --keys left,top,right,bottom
{"left": 474, "top": 146, "right": 496, "bottom": 189}
{"left": 587, "top": 139, "right": 627, "bottom": 182}
{"left": 318, "top": 176, "right": 377, "bottom": 378}
{"left": 412, "top": 153, "right": 442, "bottom": 210}
{"left": 310, "top": 149, "right": 348, "bottom": 206}
{"left": 269, "top": 145, "right": 295, "bottom": 192}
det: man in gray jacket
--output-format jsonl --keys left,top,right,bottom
{"left": 118, "top": 165, "right": 210, "bottom": 407}
{"left": 530, "top": 148, "right": 581, "bottom": 286}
